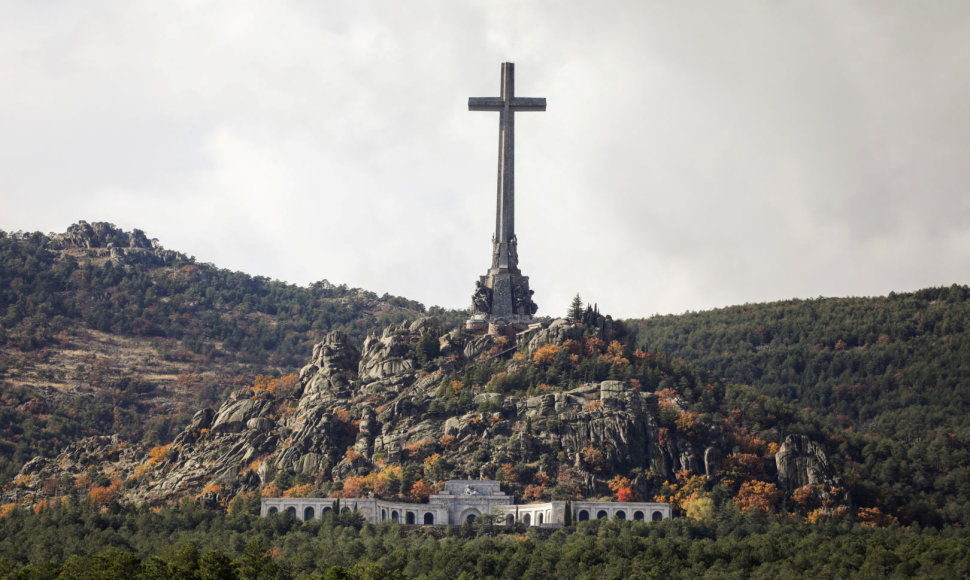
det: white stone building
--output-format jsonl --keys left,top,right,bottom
{"left": 261, "top": 480, "right": 672, "bottom": 526}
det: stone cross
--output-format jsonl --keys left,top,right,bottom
{"left": 466, "top": 63, "right": 544, "bottom": 326}
{"left": 469, "top": 62, "right": 546, "bottom": 271}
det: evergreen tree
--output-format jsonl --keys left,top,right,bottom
{"left": 237, "top": 539, "right": 278, "bottom": 580}
{"left": 568, "top": 294, "right": 584, "bottom": 321}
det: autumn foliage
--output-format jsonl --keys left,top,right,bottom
{"left": 250, "top": 374, "right": 300, "bottom": 396}
{"left": 532, "top": 344, "right": 561, "bottom": 365}
{"left": 734, "top": 480, "right": 782, "bottom": 514}
{"left": 409, "top": 479, "right": 433, "bottom": 502}
{"left": 89, "top": 478, "right": 122, "bottom": 506}
{"left": 282, "top": 484, "right": 314, "bottom": 498}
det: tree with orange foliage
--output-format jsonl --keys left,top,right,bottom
{"left": 602, "top": 341, "right": 630, "bottom": 365}
{"left": 655, "top": 388, "right": 681, "bottom": 411}
{"left": 607, "top": 475, "right": 634, "bottom": 501}
{"left": 653, "top": 470, "right": 709, "bottom": 514}
{"left": 584, "top": 337, "right": 606, "bottom": 356}
{"left": 282, "top": 483, "right": 314, "bottom": 498}
{"left": 523, "top": 484, "right": 546, "bottom": 501}
{"left": 147, "top": 443, "right": 173, "bottom": 466}
{"left": 581, "top": 445, "right": 606, "bottom": 471}
{"left": 856, "top": 506, "right": 898, "bottom": 527}
{"left": 499, "top": 463, "right": 518, "bottom": 483}
{"left": 674, "top": 411, "right": 702, "bottom": 439}
{"left": 607, "top": 475, "right": 631, "bottom": 494}
{"left": 553, "top": 464, "right": 583, "bottom": 500}
{"left": 261, "top": 482, "right": 281, "bottom": 498}
{"left": 335, "top": 476, "right": 369, "bottom": 498}
{"left": 792, "top": 485, "right": 814, "bottom": 509}
{"left": 274, "top": 374, "right": 300, "bottom": 396}
{"left": 734, "top": 480, "right": 781, "bottom": 513}
{"left": 423, "top": 453, "right": 444, "bottom": 481}
{"left": 89, "top": 478, "right": 122, "bottom": 506}
{"left": 532, "top": 344, "right": 561, "bottom": 365}
{"left": 410, "top": 479, "right": 433, "bottom": 502}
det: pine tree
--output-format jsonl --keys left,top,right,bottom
{"left": 568, "top": 294, "right": 584, "bottom": 321}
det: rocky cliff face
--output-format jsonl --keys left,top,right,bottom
{"left": 8, "top": 316, "right": 848, "bottom": 511}
{"left": 51, "top": 220, "right": 186, "bottom": 266}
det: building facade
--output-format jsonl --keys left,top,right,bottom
{"left": 260, "top": 480, "right": 672, "bottom": 526}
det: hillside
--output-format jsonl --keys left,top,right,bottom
{"left": 2, "top": 223, "right": 969, "bottom": 531}
{"left": 4, "top": 223, "right": 970, "bottom": 577}
{"left": 0, "top": 222, "right": 461, "bottom": 482}
{"left": 8, "top": 311, "right": 846, "bottom": 523}
{"left": 633, "top": 286, "right": 970, "bottom": 526}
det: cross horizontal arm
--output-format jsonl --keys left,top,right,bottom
{"left": 509, "top": 97, "right": 546, "bottom": 111}
{"left": 469, "top": 97, "right": 547, "bottom": 111}
{"left": 468, "top": 97, "right": 504, "bottom": 111}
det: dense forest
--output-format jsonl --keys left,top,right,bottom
{"left": 633, "top": 286, "right": 970, "bottom": 527}
{"left": 1, "top": 498, "right": 968, "bottom": 579}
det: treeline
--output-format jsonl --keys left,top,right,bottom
{"left": 1, "top": 499, "right": 969, "bottom": 579}
{"left": 632, "top": 285, "right": 970, "bottom": 526}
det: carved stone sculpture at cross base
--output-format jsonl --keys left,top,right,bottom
{"left": 466, "top": 62, "right": 544, "bottom": 332}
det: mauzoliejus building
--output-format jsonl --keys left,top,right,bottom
{"left": 261, "top": 480, "right": 672, "bottom": 526}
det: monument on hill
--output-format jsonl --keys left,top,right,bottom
{"left": 467, "top": 62, "right": 544, "bottom": 332}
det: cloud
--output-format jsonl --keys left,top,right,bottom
{"left": 2, "top": 1, "right": 969, "bottom": 318}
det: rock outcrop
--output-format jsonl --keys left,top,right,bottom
{"left": 51, "top": 221, "right": 186, "bottom": 266}
{"left": 6, "top": 317, "right": 846, "bottom": 513}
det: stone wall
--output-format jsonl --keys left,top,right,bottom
{"left": 260, "top": 480, "right": 672, "bottom": 527}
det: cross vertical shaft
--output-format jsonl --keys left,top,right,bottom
{"left": 469, "top": 62, "right": 546, "bottom": 272}
{"left": 467, "top": 62, "right": 545, "bottom": 325}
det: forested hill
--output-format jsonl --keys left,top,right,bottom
{"left": 1, "top": 221, "right": 461, "bottom": 364}
{"left": 632, "top": 286, "right": 970, "bottom": 525}
{"left": 0, "top": 222, "right": 463, "bottom": 481}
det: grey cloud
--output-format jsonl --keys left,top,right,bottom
{"left": 2, "top": 1, "right": 969, "bottom": 318}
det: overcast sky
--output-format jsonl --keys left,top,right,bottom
{"left": 2, "top": 1, "right": 969, "bottom": 318}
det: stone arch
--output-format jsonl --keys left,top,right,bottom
{"left": 460, "top": 508, "right": 481, "bottom": 525}
{"left": 596, "top": 510, "right": 608, "bottom": 519}
{"left": 538, "top": 513, "right": 544, "bottom": 525}
{"left": 268, "top": 507, "right": 278, "bottom": 515}
{"left": 578, "top": 509, "right": 589, "bottom": 521}
{"left": 381, "top": 508, "right": 387, "bottom": 521}
{"left": 424, "top": 512, "right": 435, "bottom": 525}
{"left": 323, "top": 507, "right": 332, "bottom": 515}
{"left": 522, "top": 513, "right": 531, "bottom": 526}
{"left": 505, "top": 514, "right": 514, "bottom": 526}
{"left": 615, "top": 510, "right": 626, "bottom": 520}
{"left": 406, "top": 511, "right": 416, "bottom": 525}
{"left": 304, "top": 506, "right": 315, "bottom": 521}
{"left": 391, "top": 510, "right": 400, "bottom": 523}
{"left": 633, "top": 510, "right": 644, "bottom": 521}
{"left": 286, "top": 506, "right": 297, "bottom": 517}
{"left": 652, "top": 510, "right": 664, "bottom": 521}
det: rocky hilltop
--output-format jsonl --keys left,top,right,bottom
{"left": 9, "top": 314, "right": 848, "bottom": 514}
{"left": 46, "top": 220, "right": 188, "bottom": 267}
